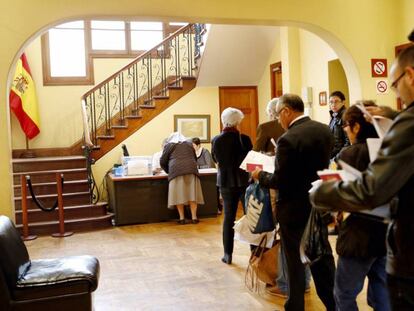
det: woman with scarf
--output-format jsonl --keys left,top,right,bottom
{"left": 160, "top": 132, "right": 204, "bottom": 224}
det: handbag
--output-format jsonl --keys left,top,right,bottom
{"left": 300, "top": 208, "right": 332, "bottom": 265}
{"left": 245, "top": 183, "right": 275, "bottom": 233}
{"left": 245, "top": 235, "right": 280, "bottom": 292}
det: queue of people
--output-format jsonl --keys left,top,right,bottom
{"left": 151, "top": 39, "right": 414, "bottom": 311}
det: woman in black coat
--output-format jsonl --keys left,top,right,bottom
{"left": 334, "top": 104, "right": 390, "bottom": 310}
{"left": 211, "top": 107, "right": 252, "bottom": 264}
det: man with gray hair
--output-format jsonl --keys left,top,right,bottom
{"left": 252, "top": 94, "right": 335, "bottom": 311}
{"left": 253, "top": 98, "right": 285, "bottom": 155}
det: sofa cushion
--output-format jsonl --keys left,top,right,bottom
{"left": 0, "top": 216, "right": 30, "bottom": 290}
{"left": 12, "top": 255, "right": 99, "bottom": 300}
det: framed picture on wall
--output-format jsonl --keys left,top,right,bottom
{"left": 319, "top": 91, "right": 327, "bottom": 106}
{"left": 174, "top": 114, "right": 211, "bottom": 142}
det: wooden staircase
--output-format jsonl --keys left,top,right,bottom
{"left": 12, "top": 156, "right": 112, "bottom": 235}
{"left": 11, "top": 24, "right": 206, "bottom": 234}
{"left": 90, "top": 76, "right": 197, "bottom": 159}
{"left": 82, "top": 23, "right": 205, "bottom": 161}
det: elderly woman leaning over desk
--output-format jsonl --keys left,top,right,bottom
{"left": 160, "top": 132, "right": 204, "bottom": 224}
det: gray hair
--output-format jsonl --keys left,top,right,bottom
{"left": 266, "top": 98, "right": 279, "bottom": 119}
{"left": 221, "top": 107, "right": 244, "bottom": 127}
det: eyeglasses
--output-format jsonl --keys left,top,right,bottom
{"left": 391, "top": 71, "right": 406, "bottom": 90}
{"left": 275, "top": 106, "right": 287, "bottom": 120}
{"left": 329, "top": 99, "right": 343, "bottom": 105}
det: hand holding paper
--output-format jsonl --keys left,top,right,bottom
{"left": 240, "top": 150, "right": 275, "bottom": 173}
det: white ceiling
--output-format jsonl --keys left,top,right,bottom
{"left": 196, "top": 24, "right": 280, "bottom": 87}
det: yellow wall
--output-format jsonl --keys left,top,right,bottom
{"left": 1, "top": 0, "right": 412, "bottom": 217}
{"left": 328, "top": 59, "right": 350, "bottom": 104}
{"left": 401, "top": 0, "right": 414, "bottom": 44}
{"left": 299, "top": 29, "right": 338, "bottom": 124}
{"left": 256, "top": 28, "right": 339, "bottom": 125}
{"left": 257, "top": 40, "right": 281, "bottom": 124}
{"left": 11, "top": 38, "right": 134, "bottom": 149}
{"left": 92, "top": 86, "right": 220, "bottom": 199}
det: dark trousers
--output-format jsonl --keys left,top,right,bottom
{"left": 280, "top": 223, "right": 335, "bottom": 311}
{"left": 220, "top": 187, "right": 246, "bottom": 255}
{"left": 387, "top": 274, "right": 414, "bottom": 310}
{"left": 335, "top": 256, "right": 389, "bottom": 311}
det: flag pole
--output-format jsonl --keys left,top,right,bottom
{"left": 21, "top": 136, "right": 36, "bottom": 158}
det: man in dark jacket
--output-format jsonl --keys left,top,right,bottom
{"left": 311, "top": 44, "right": 414, "bottom": 310}
{"left": 252, "top": 94, "right": 335, "bottom": 311}
{"left": 253, "top": 97, "right": 285, "bottom": 155}
{"left": 329, "top": 91, "right": 350, "bottom": 158}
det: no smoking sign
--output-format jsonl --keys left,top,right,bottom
{"left": 371, "top": 59, "right": 387, "bottom": 77}
{"left": 376, "top": 80, "right": 388, "bottom": 94}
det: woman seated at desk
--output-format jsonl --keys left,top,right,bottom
{"left": 160, "top": 132, "right": 204, "bottom": 224}
{"left": 192, "top": 137, "right": 215, "bottom": 169}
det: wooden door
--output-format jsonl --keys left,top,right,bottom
{"left": 270, "top": 62, "right": 283, "bottom": 98}
{"left": 218, "top": 86, "right": 258, "bottom": 142}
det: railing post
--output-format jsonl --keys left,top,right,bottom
{"left": 51, "top": 173, "right": 73, "bottom": 238}
{"left": 20, "top": 175, "right": 37, "bottom": 241}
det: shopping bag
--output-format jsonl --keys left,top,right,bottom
{"left": 245, "top": 235, "right": 280, "bottom": 292}
{"left": 300, "top": 208, "right": 332, "bottom": 265}
{"left": 245, "top": 183, "right": 275, "bottom": 233}
{"left": 233, "top": 215, "right": 275, "bottom": 247}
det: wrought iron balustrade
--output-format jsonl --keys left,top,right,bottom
{"left": 81, "top": 23, "right": 206, "bottom": 146}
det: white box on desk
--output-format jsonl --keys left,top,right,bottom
{"left": 121, "top": 156, "right": 152, "bottom": 175}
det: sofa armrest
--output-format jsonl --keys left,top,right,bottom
{"left": 17, "top": 255, "right": 99, "bottom": 291}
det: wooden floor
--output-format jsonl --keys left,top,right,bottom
{"left": 26, "top": 213, "right": 371, "bottom": 311}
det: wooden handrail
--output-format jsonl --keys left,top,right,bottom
{"left": 81, "top": 23, "right": 194, "bottom": 99}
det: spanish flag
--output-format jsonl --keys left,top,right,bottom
{"left": 9, "top": 53, "right": 40, "bottom": 139}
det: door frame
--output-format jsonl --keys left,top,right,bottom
{"left": 270, "top": 61, "right": 282, "bottom": 98}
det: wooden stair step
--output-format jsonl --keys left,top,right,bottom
{"left": 15, "top": 202, "right": 108, "bottom": 224}
{"left": 153, "top": 95, "right": 169, "bottom": 100}
{"left": 15, "top": 190, "right": 90, "bottom": 201}
{"left": 112, "top": 124, "right": 128, "bottom": 129}
{"left": 16, "top": 214, "right": 114, "bottom": 236}
{"left": 14, "top": 179, "right": 89, "bottom": 196}
{"left": 96, "top": 135, "right": 115, "bottom": 140}
{"left": 126, "top": 115, "right": 142, "bottom": 119}
{"left": 13, "top": 168, "right": 88, "bottom": 184}
{"left": 12, "top": 156, "right": 87, "bottom": 173}
{"left": 168, "top": 85, "right": 183, "bottom": 90}
{"left": 14, "top": 191, "right": 91, "bottom": 210}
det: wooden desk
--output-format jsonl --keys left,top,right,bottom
{"left": 106, "top": 169, "right": 218, "bottom": 225}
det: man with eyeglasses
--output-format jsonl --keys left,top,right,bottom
{"left": 252, "top": 94, "right": 335, "bottom": 311}
{"left": 328, "top": 90, "right": 350, "bottom": 159}
{"left": 311, "top": 42, "right": 414, "bottom": 310}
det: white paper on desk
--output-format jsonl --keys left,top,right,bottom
{"left": 240, "top": 150, "right": 275, "bottom": 173}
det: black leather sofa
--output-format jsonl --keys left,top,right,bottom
{"left": 0, "top": 216, "right": 100, "bottom": 311}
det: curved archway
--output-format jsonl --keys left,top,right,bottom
{"left": 4, "top": 15, "right": 362, "bottom": 218}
